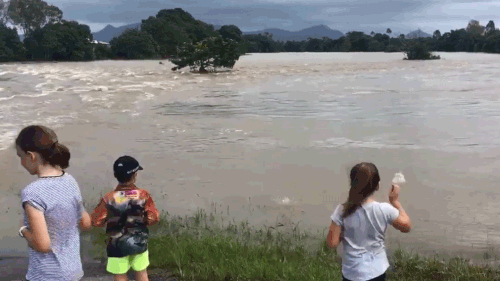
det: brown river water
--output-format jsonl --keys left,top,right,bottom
{"left": 1, "top": 52, "right": 500, "bottom": 266}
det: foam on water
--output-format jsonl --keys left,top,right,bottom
{"left": 0, "top": 130, "right": 17, "bottom": 151}
{"left": 273, "top": 196, "right": 298, "bottom": 205}
{"left": 0, "top": 95, "right": 15, "bottom": 102}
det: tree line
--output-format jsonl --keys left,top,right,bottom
{"left": 0, "top": 0, "right": 499, "bottom": 63}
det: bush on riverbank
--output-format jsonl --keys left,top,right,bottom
{"left": 88, "top": 208, "right": 500, "bottom": 281}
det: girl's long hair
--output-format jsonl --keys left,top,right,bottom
{"left": 16, "top": 125, "right": 71, "bottom": 169}
{"left": 342, "top": 162, "right": 380, "bottom": 219}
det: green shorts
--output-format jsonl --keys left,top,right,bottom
{"left": 106, "top": 250, "right": 150, "bottom": 275}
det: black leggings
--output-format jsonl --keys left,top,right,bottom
{"left": 343, "top": 272, "right": 386, "bottom": 281}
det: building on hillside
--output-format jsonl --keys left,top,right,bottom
{"left": 91, "top": 40, "right": 111, "bottom": 48}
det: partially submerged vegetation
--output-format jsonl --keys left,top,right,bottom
{"left": 2, "top": 1, "right": 500, "bottom": 64}
{"left": 169, "top": 36, "right": 241, "bottom": 73}
{"left": 87, "top": 208, "right": 500, "bottom": 281}
{"left": 402, "top": 39, "right": 441, "bottom": 60}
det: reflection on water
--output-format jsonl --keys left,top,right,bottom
{"left": 2, "top": 53, "right": 500, "bottom": 263}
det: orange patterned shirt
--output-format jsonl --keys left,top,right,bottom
{"left": 90, "top": 184, "right": 160, "bottom": 257}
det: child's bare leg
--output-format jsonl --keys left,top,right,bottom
{"left": 114, "top": 274, "right": 129, "bottom": 281}
{"left": 135, "top": 269, "right": 149, "bottom": 281}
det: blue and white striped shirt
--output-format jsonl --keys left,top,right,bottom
{"left": 21, "top": 172, "right": 84, "bottom": 281}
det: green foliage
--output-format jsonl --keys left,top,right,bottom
{"left": 110, "top": 28, "right": 159, "bottom": 59}
{"left": 141, "top": 8, "right": 218, "bottom": 57}
{"left": 88, "top": 209, "right": 500, "bottom": 281}
{"left": 0, "top": 23, "right": 24, "bottom": 61}
{"left": 169, "top": 36, "right": 240, "bottom": 72}
{"left": 283, "top": 41, "right": 303, "bottom": 52}
{"left": 93, "top": 43, "right": 111, "bottom": 60}
{"left": 218, "top": 25, "right": 242, "bottom": 42}
{"left": 218, "top": 25, "right": 246, "bottom": 54}
{"left": 7, "top": 0, "right": 62, "bottom": 36}
{"left": 402, "top": 39, "right": 440, "bottom": 60}
{"left": 466, "top": 20, "right": 485, "bottom": 36}
{"left": 23, "top": 20, "right": 93, "bottom": 61}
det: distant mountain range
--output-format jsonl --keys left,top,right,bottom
{"left": 242, "top": 25, "right": 344, "bottom": 41}
{"left": 92, "top": 23, "right": 141, "bottom": 42}
{"left": 27, "top": 21, "right": 428, "bottom": 44}
{"left": 90, "top": 23, "right": 344, "bottom": 43}
{"left": 406, "top": 29, "right": 432, "bottom": 39}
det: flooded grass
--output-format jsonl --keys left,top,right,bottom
{"left": 87, "top": 207, "right": 500, "bottom": 281}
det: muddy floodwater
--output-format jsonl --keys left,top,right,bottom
{"left": 2, "top": 52, "right": 500, "bottom": 265}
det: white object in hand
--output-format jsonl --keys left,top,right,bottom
{"left": 392, "top": 172, "right": 406, "bottom": 184}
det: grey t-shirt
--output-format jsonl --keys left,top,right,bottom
{"left": 21, "top": 172, "right": 84, "bottom": 281}
{"left": 331, "top": 201, "right": 399, "bottom": 281}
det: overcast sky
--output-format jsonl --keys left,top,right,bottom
{"left": 44, "top": 0, "right": 499, "bottom": 34}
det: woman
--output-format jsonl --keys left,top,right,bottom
{"left": 16, "top": 125, "right": 91, "bottom": 281}
{"left": 327, "top": 162, "right": 411, "bottom": 281}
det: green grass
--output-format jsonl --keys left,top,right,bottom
{"left": 87, "top": 208, "right": 500, "bottom": 281}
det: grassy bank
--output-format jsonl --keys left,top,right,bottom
{"left": 87, "top": 208, "right": 500, "bottom": 281}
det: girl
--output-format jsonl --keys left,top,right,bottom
{"left": 327, "top": 162, "right": 412, "bottom": 281}
{"left": 16, "top": 125, "right": 92, "bottom": 281}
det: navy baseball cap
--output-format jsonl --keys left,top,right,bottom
{"left": 113, "top": 156, "right": 143, "bottom": 175}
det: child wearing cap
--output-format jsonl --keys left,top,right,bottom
{"left": 91, "top": 156, "right": 160, "bottom": 281}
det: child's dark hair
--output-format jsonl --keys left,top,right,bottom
{"left": 114, "top": 172, "right": 135, "bottom": 184}
{"left": 15, "top": 125, "right": 71, "bottom": 169}
{"left": 342, "top": 162, "right": 380, "bottom": 219}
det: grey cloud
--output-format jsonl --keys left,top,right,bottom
{"left": 53, "top": 0, "right": 495, "bottom": 34}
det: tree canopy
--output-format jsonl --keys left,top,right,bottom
{"left": 24, "top": 20, "right": 93, "bottom": 60}
{"left": 0, "top": 23, "right": 24, "bottom": 61}
{"left": 7, "top": 0, "right": 62, "bottom": 36}
{"left": 169, "top": 36, "right": 240, "bottom": 72}
{"left": 110, "top": 28, "right": 159, "bottom": 59}
{"left": 141, "top": 8, "right": 218, "bottom": 57}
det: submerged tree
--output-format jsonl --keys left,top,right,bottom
{"left": 401, "top": 39, "right": 440, "bottom": 60}
{"left": 169, "top": 36, "right": 240, "bottom": 72}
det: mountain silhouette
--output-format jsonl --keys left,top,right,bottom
{"left": 91, "top": 23, "right": 343, "bottom": 43}
{"left": 243, "top": 25, "right": 344, "bottom": 41}
{"left": 405, "top": 29, "right": 432, "bottom": 39}
{"left": 92, "top": 23, "right": 141, "bottom": 43}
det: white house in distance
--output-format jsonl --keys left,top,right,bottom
{"left": 91, "top": 40, "right": 110, "bottom": 47}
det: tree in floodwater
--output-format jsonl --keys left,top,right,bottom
{"left": 169, "top": 36, "right": 240, "bottom": 72}
{"left": 401, "top": 38, "right": 440, "bottom": 60}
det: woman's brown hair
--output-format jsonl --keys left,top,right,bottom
{"left": 15, "top": 125, "right": 71, "bottom": 169}
{"left": 342, "top": 162, "right": 380, "bottom": 219}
